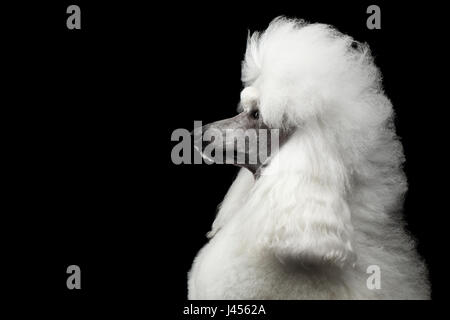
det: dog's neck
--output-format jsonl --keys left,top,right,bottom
{"left": 253, "top": 157, "right": 272, "bottom": 179}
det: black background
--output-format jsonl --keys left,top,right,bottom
{"left": 5, "top": 0, "right": 447, "bottom": 315}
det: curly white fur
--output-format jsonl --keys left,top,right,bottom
{"left": 188, "top": 17, "right": 430, "bottom": 299}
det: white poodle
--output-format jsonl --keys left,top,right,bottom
{"left": 188, "top": 17, "right": 430, "bottom": 299}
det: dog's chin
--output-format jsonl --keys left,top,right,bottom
{"left": 194, "top": 145, "right": 215, "bottom": 163}
{"left": 194, "top": 145, "right": 265, "bottom": 177}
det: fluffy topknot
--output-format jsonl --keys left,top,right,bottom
{"left": 241, "top": 17, "right": 387, "bottom": 130}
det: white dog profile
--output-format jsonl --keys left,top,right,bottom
{"left": 188, "top": 17, "right": 430, "bottom": 299}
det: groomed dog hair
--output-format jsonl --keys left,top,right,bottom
{"left": 189, "top": 17, "right": 430, "bottom": 299}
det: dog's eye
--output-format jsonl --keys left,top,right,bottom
{"left": 251, "top": 110, "right": 259, "bottom": 120}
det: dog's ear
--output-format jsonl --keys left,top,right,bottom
{"left": 264, "top": 179, "right": 355, "bottom": 267}
{"left": 246, "top": 130, "right": 356, "bottom": 267}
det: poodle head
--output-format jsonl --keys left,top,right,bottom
{"left": 203, "top": 17, "right": 399, "bottom": 267}
{"left": 192, "top": 85, "right": 292, "bottom": 175}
